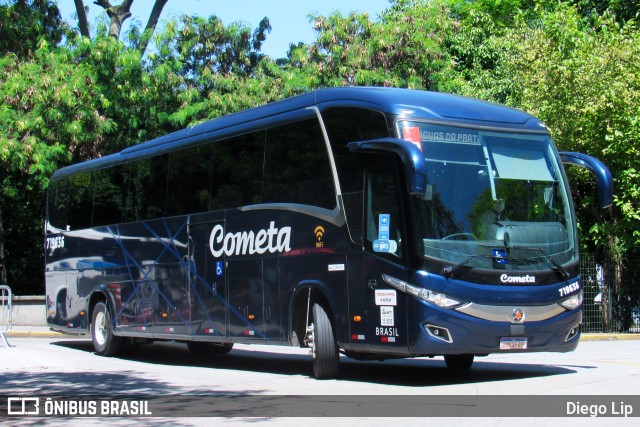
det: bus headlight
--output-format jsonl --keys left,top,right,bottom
{"left": 559, "top": 290, "right": 583, "bottom": 310}
{"left": 382, "top": 274, "right": 463, "bottom": 308}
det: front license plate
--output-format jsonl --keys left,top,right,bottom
{"left": 500, "top": 337, "right": 528, "bottom": 350}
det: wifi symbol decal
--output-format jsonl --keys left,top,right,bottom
{"left": 314, "top": 226, "right": 325, "bottom": 248}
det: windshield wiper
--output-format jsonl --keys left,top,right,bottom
{"left": 522, "top": 247, "right": 570, "bottom": 280}
{"left": 498, "top": 245, "right": 570, "bottom": 280}
{"left": 442, "top": 255, "right": 492, "bottom": 278}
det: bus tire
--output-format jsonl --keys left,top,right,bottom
{"left": 92, "top": 301, "right": 124, "bottom": 357}
{"left": 310, "top": 303, "right": 339, "bottom": 379}
{"left": 444, "top": 354, "right": 474, "bottom": 370}
{"left": 187, "top": 342, "right": 234, "bottom": 355}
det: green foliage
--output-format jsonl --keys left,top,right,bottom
{"left": 492, "top": 5, "right": 640, "bottom": 252}
{"left": 149, "top": 15, "right": 275, "bottom": 127}
{"left": 281, "top": 4, "right": 456, "bottom": 90}
{"left": 571, "top": 0, "right": 640, "bottom": 24}
{"left": 2, "top": 0, "right": 640, "bottom": 293}
{"left": 0, "top": 0, "right": 68, "bottom": 57}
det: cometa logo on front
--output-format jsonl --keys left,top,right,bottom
{"left": 500, "top": 274, "right": 536, "bottom": 284}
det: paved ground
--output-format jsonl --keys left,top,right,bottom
{"left": 2, "top": 326, "right": 639, "bottom": 426}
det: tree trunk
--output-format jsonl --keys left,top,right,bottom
{"left": 73, "top": 0, "right": 91, "bottom": 38}
{"left": 138, "top": 0, "right": 168, "bottom": 56}
{"left": 95, "top": 0, "right": 134, "bottom": 39}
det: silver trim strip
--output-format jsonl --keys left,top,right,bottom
{"left": 239, "top": 203, "right": 345, "bottom": 227}
{"left": 307, "top": 106, "right": 343, "bottom": 197}
{"left": 456, "top": 302, "right": 566, "bottom": 323}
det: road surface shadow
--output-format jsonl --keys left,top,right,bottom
{"left": 53, "top": 339, "right": 578, "bottom": 387}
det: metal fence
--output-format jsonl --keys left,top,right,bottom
{"left": 580, "top": 252, "right": 640, "bottom": 333}
{"left": 0, "top": 285, "right": 12, "bottom": 348}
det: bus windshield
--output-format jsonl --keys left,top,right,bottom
{"left": 400, "top": 121, "right": 577, "bottom": 273}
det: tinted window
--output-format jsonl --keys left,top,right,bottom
{"left": 67, "top": 172, "right": 93, "bottom": 230}
{"left": 263, "top": 118, "right": 335, "bottom": 209}
{"left": 210, "top": 131, "right": 265, "bottom": 210}
{"left": 322, "top": 107, "right": 389, "bottom": 242}
{"left": 93, "top": 165, "right": 129, "bottom": 227}
{"left": 322, "top": 107, "right": 389, "bottom": 193}
{"left": 166, "top": 145, "right": 213, "bottom": 216}
{"left": 47, "top": 179, "right": 70, "bottom": 230}
{"left": 129, "top": 155, "right": 168, "bottom": 221}
{"left": 365, "top": 157, "right": 404, "bottom": 260}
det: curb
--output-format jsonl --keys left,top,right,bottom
{"left": 580, "top": 333, "right": 640, "bottom": 341}
{"left": 6, "top": 330, "right": 69, "bottom": 338}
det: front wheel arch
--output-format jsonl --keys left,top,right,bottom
{"left": 289, "top": 284, "right": 335, "bottom": 348}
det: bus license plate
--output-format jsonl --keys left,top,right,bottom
{"left": 500, "top": 337, "right": 528, "bottom": 350}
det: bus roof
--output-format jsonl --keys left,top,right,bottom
{"left": 50, "top": 87, "right": 546, "bottom": 180}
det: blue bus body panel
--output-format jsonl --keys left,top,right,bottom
{"left": 401, "top": 270, "right": 581, "bottom": 355}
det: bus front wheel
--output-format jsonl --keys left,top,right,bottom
{"left": 444, "top": 354, "right": 474, "bottom": 370}
{"left": 92, "top": 301, "right": 124, "bottom": 356}
{"left": 308, "top": 303, "right": 339, "bottom": 379}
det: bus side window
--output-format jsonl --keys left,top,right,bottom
{"left": 129, "top": 155, "right": 169, "bottom": 221}
{"left": 321, "top": 107, "right": 390, "bottom": 245}
{"left": 263, "top": 118, "right": 335, "bottom": 209}
{"left": 166, "top": 145, "right": 212, "bottom": 216}
{"left": 210, "top": 131, "right": 265, "bottom": 210}
{"left": 67, "top": 172, "right": 93, "bottom": 230}
{"left": 364, "top": 160, "right": 404, "bottom": 259}
{"left": 93, "top": 164, "right": 129, "bottom": 227}
{"left": 48, "top": 179, "right": 70, "bottom": 230}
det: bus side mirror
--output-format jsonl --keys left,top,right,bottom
{"left": 347, "top": 138, "right": 427, "bottom": 196}
{"left": 560, "top": 151, "right": 613, "bottom": 208}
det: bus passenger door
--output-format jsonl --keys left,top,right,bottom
{"left": 226, "top": 258, "right": 266, "bottom": 340}
{"left": 349, "top": 157, "right": 409, "bottom": 354}
{"left": 188, "top": 217, "right": 228, "bottom": 339}
{"left": 226, "top": 232, "right": 281, "bottom": 341}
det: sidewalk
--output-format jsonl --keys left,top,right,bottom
{"left": 4, "top": 325, "right": 640, "bottom": 341}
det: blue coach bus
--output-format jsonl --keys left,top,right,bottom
{"left": 45, "top": 87, "right": 612, "bottom": 378}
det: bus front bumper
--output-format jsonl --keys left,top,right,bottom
{"left": 408, "top": 301, "right": 582, "bottom": 356}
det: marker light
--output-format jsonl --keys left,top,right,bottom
{"left": 382, "top": 274, "right": 463, "bottom": 308}
{"left": 559, "top": 291, "right": 583, "bottom": 310}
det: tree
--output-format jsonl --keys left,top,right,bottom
{"left": 571, "top": 0, "right": 640, "bottom": 23}
{"left": 71, "top": 0, "right": 169, "bottom": 56}
{"left": 0, "top": 0, "right": 69, "bottom": 287}
{"left": 151, "top": 14, "right": 273, "bottom": 126}
{"left": 0, "top": 41, "right": 114, "bottom": 290}
{"left": 0, "top": 0, "right": 67, "bottom": 56}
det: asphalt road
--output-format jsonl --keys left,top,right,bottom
{"left": 1, "top": 336, "right": 639, "bottom": 426}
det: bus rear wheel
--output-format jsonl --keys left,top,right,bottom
{"left": 444, "top": 354, "right": 474, "bottom": 370}
{"left": 92, "top": 301, "right": 124, "bottom": 356}
{"left": 308, "top": 303, "right": 339, "bottom": 379}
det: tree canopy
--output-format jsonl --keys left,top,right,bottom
{"left": 1, "top": 0, "right": 639, "bottom": 293}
